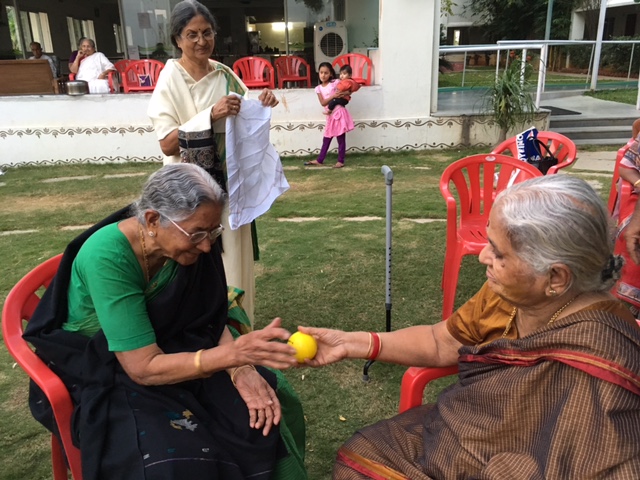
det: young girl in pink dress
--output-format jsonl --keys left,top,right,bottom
{"left": 304, "top": 62, "right": 355, "bottom": 169}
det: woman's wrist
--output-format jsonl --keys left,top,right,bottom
{"left": 230, "top": 365, "right": 257, "bottom": 386}
{"left": 633, "top": 178, "right": 640, "bottom": 188}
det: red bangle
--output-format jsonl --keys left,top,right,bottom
{"left": 368, "top": 332, "right": 381, "bottom": 360}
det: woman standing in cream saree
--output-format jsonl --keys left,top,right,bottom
{"left": 148, "top": 0, "right": 279, "bottom": 322}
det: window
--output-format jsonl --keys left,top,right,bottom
{"left": 67, "top": 17, "right": 96, "bottom": 50}
{"left": 114, "top": 24, "right": 124, "bottom": 53}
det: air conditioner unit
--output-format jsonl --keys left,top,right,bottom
{"left": 314, "top": 21, "right": 348, "bottom": 71}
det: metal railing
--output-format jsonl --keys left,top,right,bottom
{"left": 440, "top": 39, "right": 640, "bottom": 110}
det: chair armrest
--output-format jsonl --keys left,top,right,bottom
{"left": 398, "top": 365, "right": 458, "bottom": 413}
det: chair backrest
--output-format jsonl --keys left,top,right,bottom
{"left": 232, "top": 56, "right": 275, "bottom": 89}
{"left": 491, "top": 130, "right": 577, "bottom": 175}
{"left": 607, "top": 137, "right": 636, "bottom": 217}
{"left": 273, "top": 55, "right": 311, "bottom": 88}
{"left": 332, "top": 53, "right": 373, "bottom": 86}
{"left": 122, "top": 59, "right": 164, "bottom": 93}
{"left": 114, "top": 59, "right": 133, "bottom": 74}
{"left": 440, "top": 153, "right": 543, "bottom": 227}
{"left": 2, "top": 254, "right": 83, "bottom": 480}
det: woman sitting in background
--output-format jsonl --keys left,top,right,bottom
{"left": 72, "top": 38, "right": 116, "bottom": 93}
{"left": 301, "top": 175, "right": 640, "bottom": 479}
{"left": 25, "top": 164, "right": 306, "bottom": 479}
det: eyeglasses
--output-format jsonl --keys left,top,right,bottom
{"left": 167, "top": 218, "right": 224, "bottom": 244}
{"left": 181, "top": 30, "right": 215, "bottom": 43}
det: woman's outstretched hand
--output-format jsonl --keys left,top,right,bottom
{"left": 233, "top": 368, "right": 281, "bottom": 436}
{"left": 211, "top": 94, "right": 242, "bottom": 121}
{"left": 258, "top": 88, "right": 279, "bottom": 107}
{"left": 295, "top": 326, "right": 349, "bottom": 367}
{"left": 233, "top": 318, "right": 298, "bottom": 370}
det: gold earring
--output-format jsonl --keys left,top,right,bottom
{"left": 549, "top": 289, "right": 557, "bottom": 296}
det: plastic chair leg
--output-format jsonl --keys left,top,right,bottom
{"left": 51, "top": 434, "right": 68, "bottom": 480}
{"left": 441, "top": 251, "right": 463, "bottom": 320}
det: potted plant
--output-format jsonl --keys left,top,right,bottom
{"left": 482, "top": 59, "right": 537, "bottom": 143}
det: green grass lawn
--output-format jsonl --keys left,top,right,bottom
{"left": 0, "top": 149, "right": 617, "bottom": 479}
{"left": 585, "top": 88, "right": 638, "bottom": 105}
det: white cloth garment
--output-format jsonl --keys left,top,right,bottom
{"left": 77, "top": 52, "right": 114, "bottom": 94}
{"left": 225, "top": 94, "right": 289, "bottom": 230}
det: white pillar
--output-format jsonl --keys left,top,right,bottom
{"left": 378, "top": 0, "right": 435, "bottom": 117}
{"left": 590, "top": 0, "right": 608, "bottom": 91}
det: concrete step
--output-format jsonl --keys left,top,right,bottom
{"left": 553, "top": 125, "right": 630, "bottom": 138}
{"left": 550, "top": 116, "right": 638, "bottom": 129}
{"left": 572, "top": 137, "right": 629, "bottom": 146}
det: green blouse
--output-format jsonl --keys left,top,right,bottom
{"left": 63, "top": 222, "right": 177, "bottom": 352}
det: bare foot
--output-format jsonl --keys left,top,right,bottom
{"left": 332, "top": 162, "right": 344, "bottom": 168}
{"left": 304, "top": 160, "right": 323, "bottom": 166}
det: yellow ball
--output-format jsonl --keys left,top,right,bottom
{"left": 288, "top": 332, "right": 318, "bottom": 363}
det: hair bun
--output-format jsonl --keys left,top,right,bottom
{"left": 602, "top": 254, "right": 625, "bottom": 283}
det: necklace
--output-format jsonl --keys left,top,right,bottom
{"left": 138, "top": 223, "right": 150, "bottom": 283}
{"left": 502, "top": 294, "right": 580, "bottom": 338}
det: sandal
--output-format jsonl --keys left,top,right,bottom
{"left": 332, "top": 162, "right": 344, "bottom": 168}
{"left": 304, "top": 160, "right": 323, "bottom": 166}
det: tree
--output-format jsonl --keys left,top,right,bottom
{"left": 481, "top": 60, "right": 537, "bottom": 143}
{"left": 468, "top": 0, "right": 579, "bottom": 42}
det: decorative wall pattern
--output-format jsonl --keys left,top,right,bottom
{"left": 0, "top": 112, "right": 549, "bottom": 168}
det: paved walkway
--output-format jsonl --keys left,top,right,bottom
{"left": 572, "top": 150, "right": 617, "bottom": 173}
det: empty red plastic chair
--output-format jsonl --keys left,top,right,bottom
{"left": 233, "top": 56, "right": 275, "bottom": 89}
{"left": 274, "top": 55, "right": 312, "bottom": 89}
{"left": 440, "top": 154, "right": 543, "bottom": 320}
{"left": 121, "top": 59, "right": 164, "bottom": 93}
{"left": 332, "top": 53, "right": 373, "bottom": 86}
{"left": 491, "top": 130, "right": 577, "bottom": 175}
{"left": 2, "top": 254, "right": 83, "bottom": 479}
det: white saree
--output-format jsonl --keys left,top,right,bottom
{"left": 147, "top": 59, "right": 258, "bottom": 322}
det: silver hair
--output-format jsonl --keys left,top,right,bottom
{"left": 131, "top": 164, "right": 226, "bottom": 224}
{"left": 494, "top": 175, "right": 623, "bottom": 292}
{"left": 81, "top": 38, "right": 96, "bottom": 49}
{"left": 169, "top": 0, "right": 218, "bottom": 50}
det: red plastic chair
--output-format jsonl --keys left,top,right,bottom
{"left": 274, "top": 55, "right": 312, "bottom": 89}
{"left": 233, "top": 56, "right": 275, "bottom": 90}
{"left": 121, "top": 59, "right": 164, "bottom": 93}
{"left": 607, "top": 137, "right": 635, "bottom": 218}
{"left": 440, "top": 154, "right": 543, "bottom": 320}
{"left": 491, "top": 130, "right": 578, "bottom": 175}
{"left": 2, "top": 254, "right": 82, "bottom": 480}
{"left": 332, "top": 53, "right": 373, "bottom": 86}
{"left": 398, "top": 365, "right": 458, "bottom": 413}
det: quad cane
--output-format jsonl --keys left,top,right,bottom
{"left": 363, "top": 165, "right": 393, "bottom": 382}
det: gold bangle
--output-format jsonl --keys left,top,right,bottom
{"left": 194, "top": 349, "right": 205, "bottom": 375}
{"left": 230, "top": 365, "right": 257, "bottom": 387}
{"left": 634, "top": 179, "right": 640, "bottom": 188}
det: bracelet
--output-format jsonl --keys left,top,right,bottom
{"left": 367, "top": 332, "right": 382, "bottom": 361}
{"left": 230, "top": 365, "right": 257, "bottom": 386}
{"left": 194, "top": 349, "right": 205, "bottom": 375}
{"left": 634, "top": 179, "right": 640, "bottom": 188}
{"left": 365, "top": 332, "right": 373, "bottom": 358}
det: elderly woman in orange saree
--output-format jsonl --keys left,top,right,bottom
{"left": 301, "top": 175, "right": 640, "bottom": 479}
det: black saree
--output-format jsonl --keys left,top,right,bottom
{"left": 24, "top": 208, "right": 286, "bottom": 480}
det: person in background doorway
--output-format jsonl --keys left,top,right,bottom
{"left": 29, "top": 41, "right": 57, "bottom": 78}
{"left": 72, "top": 38, "right": 116, "bottom": 94}
{"left": 68, "top": 37, "right": 87, "bottom": 72}
{"left": 303, "top": 62, "right": 354, "bottom": 169}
